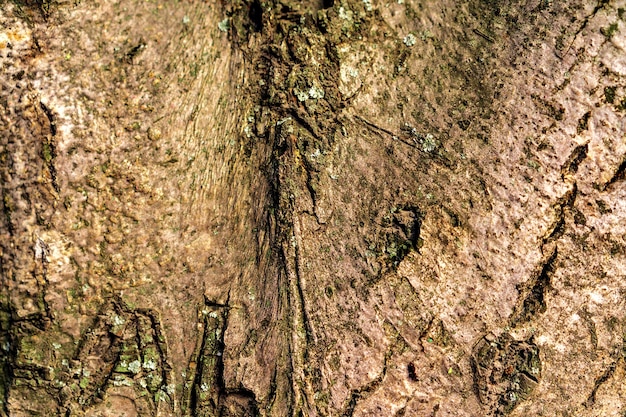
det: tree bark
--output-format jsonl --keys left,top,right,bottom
{"left": 2, "top": 0, "right": 626, "bottom": 415}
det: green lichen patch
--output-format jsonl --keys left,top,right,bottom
{"left": 604, "top": 86, "right": 617, "bottom": 104}
{"left": 601, "top": 22, "right": 619, "bottom": 38}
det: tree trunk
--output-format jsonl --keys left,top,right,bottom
{"left": 2, "top": 0, "right": 626, "bottom": 415}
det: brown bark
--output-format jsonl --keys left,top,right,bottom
{"left": 1, "top": 0, "right": 626, "bottom": 416}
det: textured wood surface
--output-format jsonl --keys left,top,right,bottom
{"left": 1, "top": 0, "right": 626, "bottom": 415}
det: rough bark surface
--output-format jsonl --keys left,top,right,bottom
{"left": 1, "top": 0, "right": 626, "bottom": 416}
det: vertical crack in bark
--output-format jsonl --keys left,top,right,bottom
{"left": 541, "top": 182, "right": 578, "bottom": 248}
{"left": 135, "top": 307, "right": 175, "bottom": 413}
{"left": 509, "top": 248, "right": 557, "bottom": 328}
{"left": 33, "top": 238, "right": 52, "bottom": 328}
{"left": 578, "top": 308, "right": 598, "bottom": 351}
{"left": 275, "top": 163, "right": 314, "bottom": 415}
{"left": 0, "top": 297, "right": 15, "bottom": 417}
{"left": 297, "top": 143, "right": 322, "bottom": 225}
{"left": 584, "top": 361, "right": 616, "bottom": 408}
{"left": 38, "top": 101, "right": 60, "bottom": 193}
{"left": 561, "top": 144, "right": 588, "bottom": 178}
{"left": 189, "top": 302, "right": 226, "bottom": 416}
{"left": 184, "top": 295, "right": 258, "bottom": 416}
{"left": 249, "top": 2, "right": 436, "bottom": 412}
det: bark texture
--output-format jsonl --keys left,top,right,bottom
{"left": 2, "top": 0, "right": 626, "bottom": 416}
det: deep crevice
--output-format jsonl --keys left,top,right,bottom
{"left": 248, "top": 0, "right": 263, "bottom": 33}
{"left": 189, "top": 305, "right": 225, "bottom": 416}
{"left": 576, "top": 111, "right": 591, "bottom": 134}
{"left": 584, "top": 361, "right": 616, "bottom": 407}
{"left": 510, "top": 248, "right": 557, "bottom": 327}
{"left": 39, "top": 102, "right": 56, "bottom": 137}
{"left": 602, "top": 155, "right": 626, "bottom": 191}
{"left": 39, "top": 102, "right": 60, "bottom": 193}
{"left": 0, "top": 301, "right": 16, "bottom": 417}
{"left": 561, "top": 144, "right": 588, "bottom": 177}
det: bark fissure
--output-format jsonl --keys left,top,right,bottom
{"left": 584, "top": 361, "right": 616, "bottom": 408}
{"left": 510, "top": 247, "right": 557, "bottom": 327}
{"left": 601, "top": 155, "right": 626, "bottom": 191}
